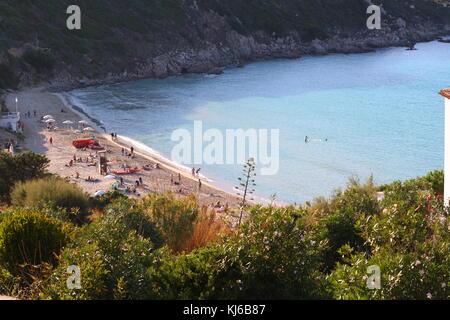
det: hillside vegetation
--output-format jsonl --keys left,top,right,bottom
{"left": 0, "top": 151, "right": 448, "bottom": 300}
{"left": 0, "top": 0, "right": 449, "bottom": 89}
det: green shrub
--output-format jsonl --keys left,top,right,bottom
{"left": 90, "top": 190, "right": 127, "bottom": 209}
{"left": 22, "top": 49, "right": 55, "bottom": 72}
{"left": 104, "top": 198, "right": 163, "bottom": 248}
{"left": 0, "top": 64, "right": 19, "bottom": 89}
{"left": 329, "top": 190, "right": 449, "bottom": 299}
{"left": 44, "top": 212, "right": 157, "bottom": 300}
{"left": 147, "top": 205, "right": 330, "bottom": 299}
{"left": 11, "top": 177, "right": 90, "bottom": 221}
{"left": 42, "top": 242, "right": 110, "bottom": 300}
{"left": 0, "top": 211, "right": 70, "bottom": 276}
{"left": 0, "top": 151, "right": 49, "bottom": 202}
{"left": 146, "top": 245, "right": 228, "bottom": 299}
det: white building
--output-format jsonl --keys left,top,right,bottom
{"left": 0, "top": 112, "right": 20, "bottom": 132}
{"left": 439, "top": 88, "right": 450, "bottom": 205}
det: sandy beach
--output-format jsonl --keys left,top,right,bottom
{"left": 2, "top": 87, "right": 245, "bottom": 214}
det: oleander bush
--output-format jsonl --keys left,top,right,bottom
{"left": 329, "top": 195, "right": 449, "bottom": 299}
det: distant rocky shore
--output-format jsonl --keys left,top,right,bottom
{"left": 45, "top": 28, "right": 450, "bottom": 93}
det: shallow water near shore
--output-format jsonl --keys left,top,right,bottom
{"left": 67, "top": 40, "right": 450, "bottom": 204}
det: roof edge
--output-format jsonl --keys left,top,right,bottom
{"left": 439, "top": 89, "right": 450, "bottom": 100}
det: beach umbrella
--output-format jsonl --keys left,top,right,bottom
{"left": 78, "top": 120, "right": 88, "bottom": 125}
{"left": 83, "top": 127, "right": 94, "bottom": 132}
{"left": 45, "top": 118, "right": 56, "bottom": 123}
{"left": 104, "top": 175, "right": 117, "bottom": 179}
{"left": 43, "top": 115, "right": 54, "bottom": 119}
{"left": 94, "top": 190, "right": 107, "bottom": 196}
{"left": 62, "top": 120, "right": 73, "bottom": 129}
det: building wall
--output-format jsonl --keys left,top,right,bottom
{"left": 445, "top": 98, "right": 450, "bottom": 205}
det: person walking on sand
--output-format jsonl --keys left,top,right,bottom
{"left": 178, "top": 173, "right": 181, "bottom": 183}
{"left": 120, "top": 177, "right": 124, "bottom": 186}
{"left": 198, "top": 178, "right": 202, "bottom": 190}
{"left": 49, "top": 137, "right": 53, "bottom": 145}
{"left": 130, "top": 146, "right": 134, "bottom": 155}
{"left": 192, "top": 167, "right": 195, "bottom": 176}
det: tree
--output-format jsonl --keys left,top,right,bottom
{"left": 0, "top": 152, "right": 49, "bottom": 202}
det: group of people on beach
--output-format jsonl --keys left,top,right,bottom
{"left": 121, "top": 146, "right": 135, "bottom": 158}
{"left": 191, "top": 167, "right": 201, "bottom": 177}
{"left": 22, "top": 110, "right": 37, "bottom": 118}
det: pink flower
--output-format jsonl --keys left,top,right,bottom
{"left": 426, "top": 195, "right": 432, "bottom": 202}
{"left": 437, "top": 194, "right": 443, "bottom": 199}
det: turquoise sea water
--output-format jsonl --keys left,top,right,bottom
{"left": 68, "top": 40, "right": 450, "bottom": 204}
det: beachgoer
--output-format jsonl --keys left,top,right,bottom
{"left": 178, "top": 173, "right": 181, "bottom": 183}
{"left": 33, "top": 110, "right": 36, "bottom": 117}
{"left": 130, "top": 146, "right": 134, "bottom": 155}
{"left": 305, "top": 136, "right": 309, "bottom": 143}
{"left": 196, "top": 168, "right": 201, "bottom": 176}
{"left": 120, "top": 177, "right": 124, "bottom": 186}
{"left": 139, "top": 177, "right": 143, "bottom": 185}
{"left": 170, "top": 175, "right": 174, "bottom": 184}
{"left": 49, "top": 137, "right": 53, "bottom": 145}
{"left": 192, "top": 168, "right": 195, "bottom": 176}
{"left": 198, "top": 179, "right": 202, "bottom": 190}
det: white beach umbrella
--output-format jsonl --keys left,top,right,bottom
{"left": 45, "top": 118, "right": 56, "bottom": 123}
{"left": 78, "top": 120, "right": 88, "bottom": 124}
{"left": 62, "top": 120, "right": 73, "bottom": 129}
{"left": 83, "top": 127, "right": 94, "bottom": 132}
{"left": 43, "top": 115, "right": 54, "bottom": 119}
{"left": 94, "top": 190, "right": 107, "bottom": 196}
{"left": 104, "top": 175, "right": 117, "bottom": 179}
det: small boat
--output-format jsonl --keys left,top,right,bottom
{"left": 72, "top": 138, "right": 104, "bottom": 150}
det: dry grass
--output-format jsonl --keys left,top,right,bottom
{"left": 180, "top": 206, "right": 231, "bottom": 253}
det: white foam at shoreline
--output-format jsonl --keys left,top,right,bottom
{"left": 57, "top": 91, "right": 216, "bottom": 184}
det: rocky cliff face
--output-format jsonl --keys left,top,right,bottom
{"left": 0, "top": 0, "right": 449, "bottom": 91}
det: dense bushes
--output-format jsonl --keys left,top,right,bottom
{"left": 0, "top": 211, "right": 70, "bottom": 277}
{"left": 0, "top": 152, "right": 49, "bottom": 202}
{"left": 44, "top": 211, "right": 156, "bottom": 300}
{"left": 22, "top": 49, "right": 55, "bottom": 73}
{"left": 0, "top": 167, "right": 448, "bottom": 300}
{"left": 147, "top": 206, "right": 329, "bottom": 299}
{"left": 11, "top": 177, "right": 90, "bottom": 222}
{"left": 0, "top": 64, "right": 19, "bottom": 89}
{"left": 140, "top": 193, "right": 199, "bottom": 253}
